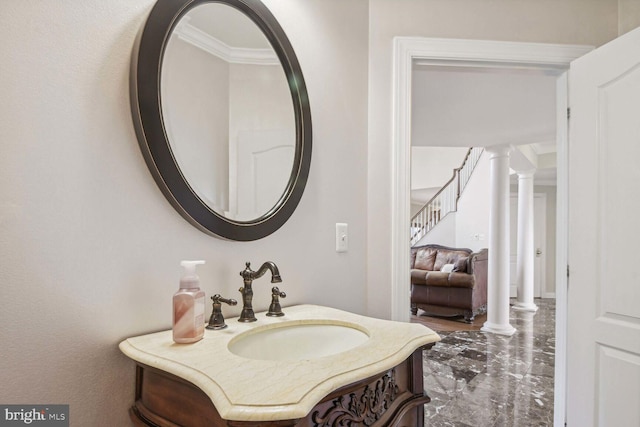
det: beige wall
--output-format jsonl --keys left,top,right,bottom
{"left": 162, "top": 38, "right": 230, "bottom": 210}
{"left": 619, "top": 0, "right": 640, "bottom": 34}
{"left": 0, "top": 0, "right": 369, "bottom": 424}
{"left": 367, "top": 0, "right": 621, "bottom": 318}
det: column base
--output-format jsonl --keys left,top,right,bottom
{"left": 513, "top": 302, "right": 539, "bottom": 312}
{"left": 481, "top": 321, "right": 516, "bottom": 336}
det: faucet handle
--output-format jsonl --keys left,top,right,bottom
{"left": 266, "top": 287, "right": 286, "bottom": 317}
{"left": 206, "top": 294, "right": 238, "bottom": 330}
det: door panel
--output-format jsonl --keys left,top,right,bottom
{"left": 235, "top": 129, "right": 293, "bottom": 220}
{"left": 598, "top": 347, "right": 640, "bottom": 426}
{"left": 568, "top": 26, "right": 640, "bottom": 426}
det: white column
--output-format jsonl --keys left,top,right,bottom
{"left": 514, "top": 170, "right": 539, "bottom": 312}
{"left": 481, "top": 146, "right": 516, "bottom": 336}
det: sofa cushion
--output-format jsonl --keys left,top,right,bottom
{"left": 448, "top": 272, "right": 475, "bottom": 288}
{"left": 410, "top": 250, "right": 417, "bottom": 268}
{"left": 452, "top": 256, "right": 469, "bottom": 273}
{"left": 420, "top": 271, "right": 475, "bottom": 288}
{"left": 414, "top": 247, "right": 437, "bottom": 270}
{"left": 424, "top": 271, "right": 450, "bottom": 287}
{"left": 434, "top": 250, "right": 471, "bottom": 271}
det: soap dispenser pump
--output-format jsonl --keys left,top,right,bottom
{"left": 173, "top": 260, "right": 206, "bottom": 344}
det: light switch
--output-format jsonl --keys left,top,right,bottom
{"left": 336, "top": 223, "right": 348, "bottom": 252}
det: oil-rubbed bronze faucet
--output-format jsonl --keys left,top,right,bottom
{"left": 206, "top": 294, "right": 237, "bottom": 330}
{"left": 238, "top": 261, "right": 282, "bottom": 322}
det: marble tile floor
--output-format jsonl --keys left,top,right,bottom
{"left": 422, "top": 299, "right": 556, "bottom": 427}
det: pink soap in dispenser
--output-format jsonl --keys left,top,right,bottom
{"left": 173, "top": 260, "right": 206, "bottom": 344}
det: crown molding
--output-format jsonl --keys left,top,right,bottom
{"left": 174, "top": 20, "right": 279, "bottom": 66}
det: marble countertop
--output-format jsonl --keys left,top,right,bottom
{"left": 119, "top": 304, "right": 440, "bottom": 422}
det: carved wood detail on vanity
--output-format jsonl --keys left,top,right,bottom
{"left": 311, "top": 368, "right": 399, "bottom": 426}
{"left": 128, "top": 346, "right": 433, "bottom": 427}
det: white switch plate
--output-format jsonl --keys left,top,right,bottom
{"left": 336, "top": 223, "right": 348, "bottom": 252}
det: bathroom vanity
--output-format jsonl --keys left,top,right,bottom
{"left": 120, "top": 305, "right": 440, "bottom": 427}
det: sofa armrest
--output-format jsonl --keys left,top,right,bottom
{"left": 469, "top": 248, "right": 488, "bottom": 308}
{"left": 467, "top": 248, "right": 488, "bottom": 274}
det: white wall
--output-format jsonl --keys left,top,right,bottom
{"left": 414, "top": 213, "right": 457, "bottom": 248}
{"left": 0, "top": 0, "right": 368, "bottom": 425}
{"left": 367, "top": 0, "right": 621, "bottom": 319}
{"left": 454, "top": 154, "right": 491, "bottom": 252}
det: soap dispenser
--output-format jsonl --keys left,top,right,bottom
{"left": 173, "top": 260, "right": 206, "bottom": 344}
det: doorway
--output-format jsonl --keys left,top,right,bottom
{"left": 391, "top": 37, "right": 592, "bottom": 426}
{"left": 510, "top": 193, "right": 548, "bottom": 299}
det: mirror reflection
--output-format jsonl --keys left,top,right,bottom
{"left": 160, "top": 3, "right": 295, "bottom": 221}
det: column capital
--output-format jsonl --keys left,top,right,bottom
{"left": 485, "top": 145, "right": 511, "bottom": 158}
{"left": 517, "top": 169, "right": 536, "bottom": 179}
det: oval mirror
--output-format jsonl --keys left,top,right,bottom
{"left": 131, "top": 0, "right": 311, "bottom": 241}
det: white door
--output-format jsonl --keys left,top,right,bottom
{"left": 234, "top": 129, "right": 294, "bottom": 221}
{"left": 533, "top": 195, "right": 546, "bottom": 298}
{"left": 509, "top": 194, "right": 546, "bottom": 298}
{"left": 567, "top": 26, "right": 640, "bottom": 426}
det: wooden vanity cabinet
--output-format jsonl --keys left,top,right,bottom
{"left": 129, "top": 345, "right": 433, "bottom": 427}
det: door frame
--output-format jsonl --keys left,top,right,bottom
{"left": 390, "top": 37, "right": 592, "bottom": 426}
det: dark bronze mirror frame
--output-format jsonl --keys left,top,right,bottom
{"left": 131, "top": 0, "right": 312, "bottom": 241}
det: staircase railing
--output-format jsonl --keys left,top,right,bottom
{"left": 410, "top": 147, "right": 483, "bottom": 245}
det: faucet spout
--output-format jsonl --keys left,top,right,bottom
{"left": 238, "top": 261, "right": 282, "bottom": 322}
{"left": 255, "top": 261, "right": 282, "bottom": 283}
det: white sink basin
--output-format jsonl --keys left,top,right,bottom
{"left": 228, "top": 321, "right": 369, "bottom": 361}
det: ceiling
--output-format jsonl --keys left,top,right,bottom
{"left": 411, "top": 63, "right": 560, "bottom": 185}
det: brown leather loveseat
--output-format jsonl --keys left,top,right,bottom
{"left": 410, "top": 244, "right": 488, "bottom": 322}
